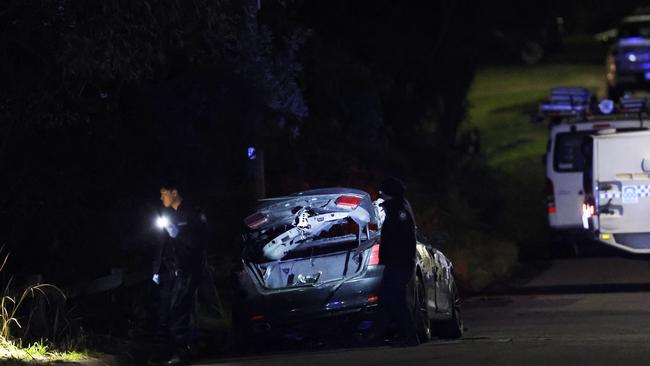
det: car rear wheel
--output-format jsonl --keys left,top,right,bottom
{"left": 413, "top": 274, "right": 431, "bottom": 343}
{"left": 434, "top": 280, "right": 463, "bottom": 339}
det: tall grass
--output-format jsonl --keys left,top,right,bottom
{"left": 0, "top": 247, "right": 88, "bottom": 363}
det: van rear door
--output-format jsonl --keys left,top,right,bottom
{"left": 549, "top": 130, "right": 592, "bottom": 229}
{"left": 593, "top": 130, "right": 650, "bottom": 252}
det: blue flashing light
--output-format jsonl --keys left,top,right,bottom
{"left": 619, "top": 37, "right": 649, "bottom": 45}
{"left": 540, "top": 104, "right": 586, "bottom": 112}
{"left": 325, "top": 301, "right": 345, "bottom": 310}
{"left": 620, "top": 96, "right": 648, "bottom": 113}
{"left": 645, "top": 71, "right": 650, "bottom": 80}
{"left": 628, "top": 53, "right": 637, "bottom": 62}
{"left": 598, "top": 99, "right": 614, "bottom": 115}
{"left": 247, "top": 146, "right": 256, "bottom": 160}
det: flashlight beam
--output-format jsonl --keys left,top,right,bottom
{"left": 156, "top": 216, "right": 170, "bottom": 229}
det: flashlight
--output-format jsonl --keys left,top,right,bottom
{"left": 156, "top": 216, "right": 170, "bottom": 229}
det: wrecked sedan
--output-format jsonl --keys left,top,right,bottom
{"left": 231, "top": 188, "right": 463, "bottom": 346}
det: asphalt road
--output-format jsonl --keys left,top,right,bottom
{"left": 200, "top": 255, "right": 650, "bottom": 366}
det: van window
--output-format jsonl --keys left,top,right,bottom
{"left": 553, "top": 132, "right": 591, "bottom": 172}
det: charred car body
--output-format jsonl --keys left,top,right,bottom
{"left": 231, "top": 188, "right": 462, "bottom": 346}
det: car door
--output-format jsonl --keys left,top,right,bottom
{"left": 416, "top": 243, "right": 438, "bottom": 313}
{"left": 431, "top": 249, "right": 452, "bottom": 312}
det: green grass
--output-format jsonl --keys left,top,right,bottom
{"left": 0, "top": 339, "right": 89, "bottom": 364}
{"left": 0, "top": 248, "right": 90, "bottom": 365}
{"left": 466, "top": 58, "right": 605, "bottom": 260}
{"left": 469, "top": 64, "right": 605, "bottom": 168}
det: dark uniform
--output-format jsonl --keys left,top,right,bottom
{"left": 153, "top": 201, "right": 208, "bottom": 355}
{"left": 378, "top": 178, "right": 418, "bottom": 345}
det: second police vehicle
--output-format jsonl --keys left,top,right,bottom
{"left": 539, "top": 87, "right": 648, "bottom": 254}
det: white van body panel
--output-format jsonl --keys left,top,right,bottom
{"left": 546, "top": 119, "right": 643, "bottom": 232}
{"left": 592, "top": 130, "right": 650, "bottom": 253}
{"left": 547, "top": 123, "right": 591, "bottom": 230}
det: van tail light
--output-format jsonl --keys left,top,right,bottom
{"left": 368, "top": 243, "right": 380, "bottom": 266}
{"left": 582, "top": 202, "right": 595, "bottom": 229}
{"left": 546, "top": 178, "right": 556, "bottom": 214}
{"left": 335, "top": 195, "right": 363, "bottom": 208}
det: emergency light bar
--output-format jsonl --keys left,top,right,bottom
{"left": 539, "top": 104, "right": 587, "bottom": 112}
{"left": 549, "top": 87, "right": 592, "bottom": 105}
{"left": 536, "top": 86, "right": 594, "bottom": 122}
{"left": 619, "top": 96, "right": 648, "bottom": 114}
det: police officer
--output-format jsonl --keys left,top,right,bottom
{"left": 378, "top": 176, "right": 419, "bottom": 347}
{"left": 153, "top": 182, "right": 208, "bottom": 364}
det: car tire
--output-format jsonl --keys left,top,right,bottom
{"left": 434, "top": 280, "right": 463, "bottom": 339}
{"left": 413, "top": 274, "right": 432, "bottom": 343}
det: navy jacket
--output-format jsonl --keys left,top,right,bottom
{"left": 379, "top": 197, "right": 417, "bottom": 269}
{"left": 153, "top": 201, "right": 208, "bottom": 275}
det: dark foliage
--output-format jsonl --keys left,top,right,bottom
{"left": 0, "top": 0, "right": 557, "bottom": 342}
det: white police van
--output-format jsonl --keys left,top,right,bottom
{"left": 540, "top": 88, "right": 645, "bottom": 253}
{"left": 582, "top": 98, "right": 650, "bottom": 253}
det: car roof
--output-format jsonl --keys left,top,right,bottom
{"left": 289, "top": 187, "right": 369, "bottom": 197}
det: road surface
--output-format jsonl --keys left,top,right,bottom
{"left": 200, "top": 256, "right": 650, "bottom": 366}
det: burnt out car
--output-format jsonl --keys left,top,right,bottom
{"left": 231, "top": 188, "right": 462, "bottom": 347}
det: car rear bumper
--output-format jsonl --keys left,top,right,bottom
{"left": 239, "top": 265, "right": 385, "bottom": 338}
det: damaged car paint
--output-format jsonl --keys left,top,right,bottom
{"left": 245, "top": 193, "right": 374, "bottom": 261}
{"left": 232, "top": 188, "right": 463, "bottom": 347}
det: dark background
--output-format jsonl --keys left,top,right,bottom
{"left": 1, "top": 0, "right": 648, "bottom": 344}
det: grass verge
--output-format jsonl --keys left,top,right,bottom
{"left": 459, "top": 51, "right": 606, "bottom": 290}
{"left": 0, "top": 339, "right": 90, "bottom": 365}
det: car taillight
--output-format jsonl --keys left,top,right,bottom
{"left": 244, "top": 212, "right": 267, "bottom": 229}
{"left": 335, "top": 195, "right": 363, "bottom": 208}
{"left": 368, "top": 243, "right": 380, "bottom": 266}
{"left": 546, "top": 178, "right": 556, "bottom": 214}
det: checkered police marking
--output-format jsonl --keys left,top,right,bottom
{"left": 600, "top": 192, "right": 621, "bottom": 199}
{"left": 623, "top": 185, "right": 639, "bottom": 203}
{"left": 599, "top": 184, "right": 650, "bottom": 201}
{"left": 638, "top": 185, "right": 650, "bottom": 197}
